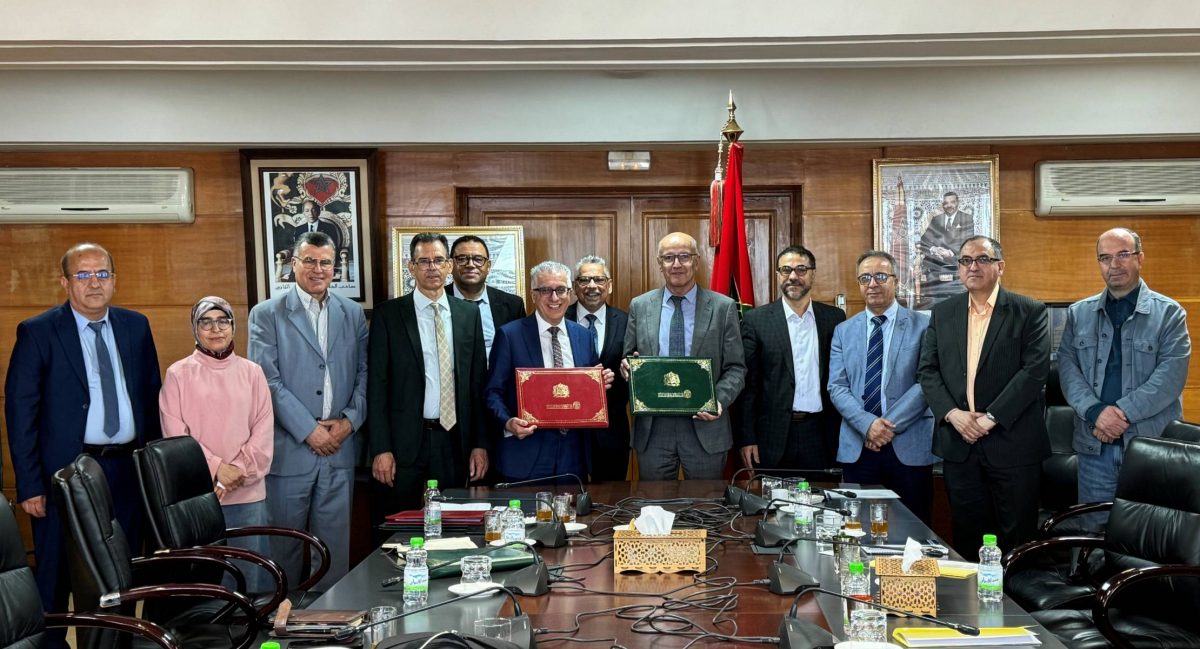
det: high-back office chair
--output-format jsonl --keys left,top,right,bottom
{"left": 0, "top": 493, "right": 179, "bottom": 649}
{"left": 52, "top": 454, "right": 259, "bottom": 649}
{"left": 1162, "top": 420, "right": 1200, "bottom": 444}
{"left": 1005, "top": 436, "right": 1200, "bottom": 649}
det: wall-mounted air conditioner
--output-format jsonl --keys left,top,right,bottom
{"left": 1036, "top": 159, "right": 1200, "bottom": 216}
{"left": 0, "top": 167, "right": 194, "bottom": 223}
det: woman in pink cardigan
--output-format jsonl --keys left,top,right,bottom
{"left": 160, "top": 295, "right": 274, "bottom": 592}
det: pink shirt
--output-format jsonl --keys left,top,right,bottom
{"left": 160, "top": 349, "right": 274, "bottom": 505}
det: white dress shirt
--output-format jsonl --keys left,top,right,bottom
{"left": 451, "top": 284, "right": 495, "bottom": 361}
{"left": 536, "top": 312, "right": 575, "bottom": 368}
{"left": 575, "top": 305, "right": 606, "bottom": 354}
{"left": 296, "top": 287, "right": 334, "bottom": 419}
{"left": 787, "top": 305, "right": 823, "bottom": 413}
{"left": 414, "top": 289, "right": 454, "bottom": 419}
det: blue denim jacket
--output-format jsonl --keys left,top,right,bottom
{"left": 1057, "top": 279, "right": 1191, "bottom": 455}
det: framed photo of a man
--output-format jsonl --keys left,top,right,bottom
{"left": 391, "top": 226, "right": 526, "bottom": 307}
{"left": 872, "top": 155, "right": 999, "bottom": 311}
{"left": 241, "top": 149, "right": 379, "bottom": 309}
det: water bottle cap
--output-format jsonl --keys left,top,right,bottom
{"left": 509, "top": 499, "right": 521, "bottom": 508}
{"left": 798, "top": 480, "right": 809, "bottom": 489}
{"left": 261, "top": 643, "right": 282, "bottom": 649}
{"left": 427, "top": 479, "right": 438, "bottom": 488}
{"left": 848, "top": 562, "right": 864, "bottom": 574}
{"left": 983, "top": 534, "right": 997, "bottom": 545}
{"left": 409, "top": 537, "right": 424, "bottom": 548}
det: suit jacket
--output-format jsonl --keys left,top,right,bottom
{"left": 828, "top": 306, "right": 937, "bottom": 466}
{"left": 485, "top": 315, "right": 599, "bottom": 479}
{"left": 736, "top": 300, "right": 845, "bottom": 467}
{"left": 918, "top": 211, "right": 975, "bottom": 278}
{"left": 565, "top": 303, "right": 631, "bottom": 450}
{"left": 623, "top": 287, "right": 746, "bottom": 455}
{"left": 248, "top": 288, "right": 369, "bottom": 476}
{"left": 484, "top": 285, "right": 527, "bottom": 328}
{"left": 4, "top": 302, "right": 162, "bottom": 502}
{"left": 366, "top": 292, "right": 488, "bottom": 467}
{"left": 917, "top": 287, "right": 1050, "bottom": 466}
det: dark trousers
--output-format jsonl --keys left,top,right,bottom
{"left": 942, "top": 445, "right": 1041, "bottom": 556}
{"left": 591, "top": 433, "right": 631, "bottom": 482}
{"left": 370, "top": 423, "right": 464, "bottom": 545}
{"left": 841, "top": 443, "right": 934, "bottom": 525}
{"left": 756, "top": 416, "right": 828, "bottom": 472}
{"left": 501, "top": 429, "right": 585, "bottom": 483}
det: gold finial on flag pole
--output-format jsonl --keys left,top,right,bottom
{"left": 721, "top": 90, "right": 743, "bottom": 143}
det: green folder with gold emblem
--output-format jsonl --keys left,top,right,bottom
{"left": 627, "top": 356, "right": 718, "bottom": 415}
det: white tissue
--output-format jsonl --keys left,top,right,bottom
{"left": 633, "top": 505, "right": 675, "bottom": 535}
{"left": 901, "top": 536, "right": 923, "bottom": 572}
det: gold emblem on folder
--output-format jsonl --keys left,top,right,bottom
{"left": 552, "top": 383, "right": 570, "bottom": 398}
{"left": 664, "top": 372, "right": 681, "bottom": 387}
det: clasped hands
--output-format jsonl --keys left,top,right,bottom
{"left": 946, "top": 408, "right": 996, "bottom": 443}
{"left": 1092, "top": 405, "right": 1128, "bottom": 444}
{"left": 306, "top": 417, "right": 353, "bottom": 456}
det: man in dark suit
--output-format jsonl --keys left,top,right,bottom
{"left": 449, "top": 235, "right": 527, "bottom": 362}
{"left": 622, "top": 232, "right": 746, "bottom": 480}
{"left": 5, "top": 243, "right": 162, "bottom": 649}
{"left": 485, "top": 261, "right": 613, "bottom": 481}
{"left": 368, "top": 232, "right": 489, "bottom": 511}
{"left": 918, "top": 235, "right": 1049, "bottom": 555}
{"left": 565, "top": 255, "right": 630, "bottom": 481}
{"left": 738, "top": 245, "right": 846, "bottom": 470}
{"left": 292, "top": 199, "right": 343, "bottom": 252}
{"left": 917, "top": 191, "right": 976, "bottom": 307}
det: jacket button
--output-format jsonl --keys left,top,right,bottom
{"left": 319, "top": 364, "right": 325, "bottom": 370}
{"left": 82, "top": 403, "right": 88, "bottom": 410}
{"left": 316, "top": 390, "right": 323, "bottom": 396}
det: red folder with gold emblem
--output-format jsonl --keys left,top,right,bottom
{"left": 515, "top": 367, "right": 609, "bottom": 428}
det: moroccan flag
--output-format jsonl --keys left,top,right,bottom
{"left": 709, "top": 141, "right": 755, "bottom": 312}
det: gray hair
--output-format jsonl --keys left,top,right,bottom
{"left": 574, "top": 255, "right": 610, "bottom": 278}
{"left": 293, "top": 231, "right": 334, "bottom": 257}
{"left": 530, "top": 261, "right": 572, "bottom": 288}
{"left": 1099, "top": 228, "right": 1142, "bottom": 253}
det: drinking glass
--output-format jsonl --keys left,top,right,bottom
{"left": 816, "top": 510, "right": 842, "bottom": 550}
{"left": 761, "top": 476, "right": 781, "bottom": 500}
{"left": 460, "top": 555, "right": 493, "bottom": 585}
{"left": 365, "top": 605, "right": 398, "bottom": 646}
{"left": 847, "top": 608, "right": 887, "bottom": 643}
{"left": 483, "top": 510, "right": 503, "bottom": 542}
{"left": 473, "top": 617, "right": 512, "bottom": 641}
{"left": 842, "top": 499, "right": 863, "bottom": 531}
{"left": 553, "top": 494, "right": 575, "bottom": 523}
{"left": 535, "top": 491, "right": 554, "bottom": 522}
{"left": 870, "top": 502, "right": 889, "bottom": 543}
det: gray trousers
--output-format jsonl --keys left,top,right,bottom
{"left": 637, "top": 416, "right": 726, "bottom": 480}
{"left": 266, "top": 457, "right": 352, "bottom": 591}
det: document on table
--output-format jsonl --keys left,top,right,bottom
{"left": 892, "top": 626, "right": 1041, "bottom": 646}
{"left": 440, "top": 502, "right": 493, "bottom": 511}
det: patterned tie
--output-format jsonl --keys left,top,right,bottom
{"left": 585, "top": 313, "right": 599, "bottom": 354}
{"left": 87, "top": 321, "right": 120, "bottom": 438}
{"left": 432, "top": 303, "right": 457, "bottom": 430}
{"left": 668, "top": 295, "right": 685, "bottom": 356}
{"left": 549, "top": 325, "right": 564, "bottom": 368}
{"left": 862, "top": 315, "right": 887, "bottom": 417}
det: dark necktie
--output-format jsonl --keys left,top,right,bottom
{"left": 668, "top": 295, "right": 685, "bottom": 356}
{"left": 862, "top": 315, "right": 887, "bottom": 417}
{"left": 549, "top": 325, "right": 564, "bottom": 368}
{"left": 87, "top": 321, "right": 120, "bottom": 438}
{"left": 585, "top": 313, "right": 599, "bottom": 354}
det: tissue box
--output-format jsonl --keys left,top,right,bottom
{"left": 876, "top": 557, "right": 938, "bottom": 616}
{"left": 613, "top": 529, "right": 706, "bottom": 573}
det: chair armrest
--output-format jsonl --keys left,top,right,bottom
{"left": 100, "top": 584, "right": 258, "bottom": 649}
{"left": 1040, "top": 501, "right": 1112, "bottom": 535}
{"left": 45, "top": 612, "right": 180, "bottom": 649}
{"left": 132, "top": 550, "right": 245, "bottom": 593}
{"left": 171, "top": 544, "right": 288, "bottom": 619}
{"left": 226, "top": 524, "right": 331, "bottom": 591}
{"left": 1003, "top": 535, "right": 1107, "bottom": 573}
{"left": 1093, "top": 564, "right": 1200, "bottom": 649}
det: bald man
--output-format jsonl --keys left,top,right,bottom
{"left": 621, "top": 232, "right": 746, "bottom": 480}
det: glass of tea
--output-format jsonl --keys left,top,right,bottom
{"left": 869, "top": 502, "right": 889, "bottom": 543}
{"left": 843, "top": 499, "right": 863, "bottom": 531}
{"left": 483, "top": 509, "right": 503, "bottom": 542}
{"left": 535, "top": 491, "right": 554, "bottom": 522}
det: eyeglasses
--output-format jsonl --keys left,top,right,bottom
{"left": 776, "top": 265, "right": 813, "bottom": 277}
{"left": 531, "top": 286, "right": 571, "bottom": 298}
{"left": 297, "top": 257, "right": 335, "bottom": 269}
{"left": 659, "top": 253, "right": 695, "bottom": 265}
{"left": 957, "top": 256, "right": 1001, "bottom": 267}
{"left": 575, "top": 276, "right": 610, "bottom": 286}
{"left": 69, "top": 270, "right": 114, "bottom": 282}
{"left": 412, "top": 257, "right": 449, "bottom": 269}
{"left": 453, "top": 255, "right": 489, "bottom": 267}
{"left": 857, "top": 272, "right": 896, "bottom": 286}
{"left": 197, "top": 317, "right": 232, "bottom": 331}
{"left": 1097, "top": 250, "right": 1139, "bottom": 266}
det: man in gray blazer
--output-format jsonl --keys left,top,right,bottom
{"left": 249, "top": 231, "right": 369, "bottom": 590}
{"left": 621, "top": 232, "right": 746, "bottom": 480}
{"left": 829, "top": 251, "right": 937, "bottom": 523}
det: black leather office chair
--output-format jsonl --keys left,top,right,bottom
{"left": 1005, "top": 436, "right": 1200, "bottom": 648}
{"left": 1040, "top": 404, "right": 1081, "bottom": 532}
{"left": 1161, "top": 420, "right": 1200, "bottom": 444}
{"left": 52, "top": 454, "right": 259, "bottom": 649}
{"left": 0, "top": 493, "right": 179, "bottom": 649}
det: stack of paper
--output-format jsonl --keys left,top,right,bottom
{"left": 893, "top": 627, "right": 1041, "bottom": 647}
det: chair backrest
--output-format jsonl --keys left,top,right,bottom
{"left": 1044, "top": 360, "right": 1067, "bottom": 407}
{"left": 0, "top": 493, "right": 47, "bottom": 648}
{"left": 1161, "top": 419, "right": 1200, "bottom": 444}
{"left": 1040, "top": 405, "right": 1078, "bottom": 515}
{"left": 134, "top": 436, "right": 226, "bottom": 549}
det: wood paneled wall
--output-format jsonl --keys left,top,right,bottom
{"left": 4, "top": 142, "right": 1200, "bottom": 545}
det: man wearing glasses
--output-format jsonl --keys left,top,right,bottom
{"left": 249, "top": 230, "right": 368, "bottom": 589}
{"left": 485, "top": 261, "right": 612, "bottom": 481}
{"left": 1057, "top": 228, "right": 1190, "bottom": 530}
{"left": 622, "top": 232, "right": 746, "bottom": 480}
{"left": 737, "top": 245, "right": 846, "bottom": 471}
{"left": 5, "top": 243, "right": 162, "bottom": 649}
{"left": 918, "top": 235, "right": 1049, "bottom": 555}
{"left": 367, "top": 232, "right": 489, "bottom": 514}
{"left": 828, "top": 251, "right": 937, "bottom": 523}
{"left": 448, "top": 235, "right": 527, "bottom": 361}
{"left": 565, "top": 255, "right": 630, "bottom": 481}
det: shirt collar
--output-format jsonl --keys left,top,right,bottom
{"left": 71, "top": 306, "right": 110, "bottom": 332}
{"left": 578, "top": 305, "right": 605, "bottom": 324}
{"left": 414, "top": 289, "right": 449, "bottom": 312}
{"left": 535, "top": 311, "right": 565, "bottom": 335}
{"left": 869, "top": 300, "right": 900, "bottom": 323}
{"left": 969, "top": 282, "right": 1001, "bottom": 314}
{"left": 1105, "top": 284, "right": 1141, "bottom": 308}
{"left": 663, "top": 283, "right": 698, "bottom": 305}
{"left": 295, "top": 285, "right": 327, "bottom": 310}
{"left": 787, "top": 303, "right": 815, "bottom": 323}
{"left": 453, "top": 283, "right": 487, "bottom": 304}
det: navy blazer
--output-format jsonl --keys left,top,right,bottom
{"left": 4, "top": 302, "right": 162, "bottom": 501}
{"left": 485, "top": 315, "right": 599, "bottom": 480}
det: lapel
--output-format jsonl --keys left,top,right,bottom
{"left": 886, "top": 307, "right": 910, "bottom": 389}
{"left": 602, "top": 305, "right": 621, "bottom": 358}
{"left": 323, "top": 294, "right": 345, "bottom": 354}
{"left": 775, "top": 300, "right": 796, "bottom": 379}
{"left": 449, "top": 296, "right": 473, "bottom": 378}
{"left": 978, "top": 287, "right": 1010, "bottom": 368}
{"left": 691, "top": 288, "right": 714, "bottom": 355}
{"left": 400, "top": 294, "right": 426, "bottom": 377}
{"left": 567, "top": 322, "right": 592, "bottom": 365}
{"left": 645, "top": 290, "right": 664, "bottom": 355}
{"left": 285, "top": 289, "right": 324, "bottom": 358}
{"left": 108, "top": 308, "right": 137, "bottom": 392}
{"left": 53, "top": 303, "right": 89, "bottom": 390}
{"left": 521, "top": 316, "right": 543, "bottom": 366}
{"left": 945, "top": 293, "right": 969, "bottom": 377}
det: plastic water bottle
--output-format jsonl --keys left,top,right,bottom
{"left": 423, "top": 480, "right": 442, "bottom": 540}
{"left": 403, "top": 537, "right": 429, "bottom": 608}
{"left": 977, "top": 533, "right": 1003, "bottom": 603}
{"left": 843, "top": 561, "right": 872, "bottom": 623}
{"left": 793, "top": 480, "right": 814, "bottom": 535}
{"left": 501, "top": 499, "right": 526, "bottom": 544}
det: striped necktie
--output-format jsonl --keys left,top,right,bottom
{"left": 432, "top": 303, "right": 457, "bottom": 430}
{"left": 862, "top": 315, "right": 887, "bottom": 417}
{"left": 668, "top": 295, "right": 685, "bottom": 356}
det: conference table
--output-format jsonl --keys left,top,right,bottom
{"left": 302, "top": 479, "right": 1065, "bottom": 648}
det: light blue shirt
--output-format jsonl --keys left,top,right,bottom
{"left": 452, "top": 284, "right": 495, "bottom": 363}
{"left": 414, "top": 290, "right": 454, "bottom": 419}
{"left": 658, "top": 284, "right": 697, "bottom": 355}
{"left": 71, "top": 307, "right": 136, "bottom": 444}
{"left": 863, "top": 300, "right": 900, "bottom": 413}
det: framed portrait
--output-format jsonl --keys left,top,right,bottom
{"left": 872, "top": 155, "right": 1000, "bottom": 311}
{"left": 391, "top": 226, "right": 527, "bottom": 306}
{"left": 241, "top": 149, "right": 380, "bottom": 310}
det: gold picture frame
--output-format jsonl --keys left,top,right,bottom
{"left": 390, "top": 225, "right": 526, "bottom": 306}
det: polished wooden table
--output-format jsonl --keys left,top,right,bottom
{"left": 306, "top": 479, "right": 1064, "bottom": 648}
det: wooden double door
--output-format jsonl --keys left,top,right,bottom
{"left": 463, "top": 189, "right": 799, "bottom": 311}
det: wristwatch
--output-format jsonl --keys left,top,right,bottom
{"left": 984, "top": 412, "right": 998, "bottom": 424}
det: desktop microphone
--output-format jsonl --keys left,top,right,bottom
{"left": 726, "top": 468, "right": 853, "bottom": 510}
{"left": 787, "top": 584, "right": 980, "bottom": 636}
{"left": 380, "top": 541, "right": 549, "bottom": 596}
{"left": 750, "top": 499, "right": 849, "bottom": 547}
{"left": 333, "top": 584, "right": 537, "bottom": 648}
{"left": 493, "top": 473, "right": 593, "bottom": 516}
{"left": 439, "top": 494, "right": 567, "bottom": 548}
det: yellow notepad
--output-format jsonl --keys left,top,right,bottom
{"left": 892, "top": 626, "right": 1041, "bottom": 647}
